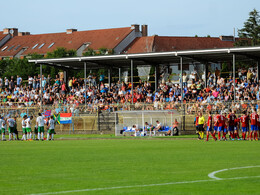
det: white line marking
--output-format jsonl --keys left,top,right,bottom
{"left": 29, "top": 165, "right": 260, "bottom": 195}
{"left": 208, "top": 165, "right": 260, "bottom": 180}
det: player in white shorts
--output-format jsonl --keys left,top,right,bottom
{"left": 0, "top": 116, "right": 6, "bottom": 141}
{"left": 47, "top": 116, "right": 55, "bottom": 141}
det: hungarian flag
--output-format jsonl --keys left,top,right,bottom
{"left": 59, "top": 113, "right": 72, "bottom": 124}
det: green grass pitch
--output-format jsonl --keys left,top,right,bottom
{"left": 0, "top": 135, "right": 260, "bottom": 195}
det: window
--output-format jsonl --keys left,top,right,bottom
{"left": 8, "top": 46, "right": 15, "bottom": 51}
{"left": 38, "top": 43, "right": 45, "bottom": 49}
{"left": 32, "top": 43, "right": 39, "bottom": 49}
{"left": 48, "top": 42, "right": 55, "bottom": 48}
{"left": 14, "top": 45, "right": 21, "bottom": 51}
{"left": 1, "top": 46, "right": 8, "bottom": 51}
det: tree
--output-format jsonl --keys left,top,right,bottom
{"left": 235, "top": 9, "right": 260, "bottom": 46}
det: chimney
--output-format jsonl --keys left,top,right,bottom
{"left": 131, "top": 24, "right": 140, "bottom": 32}
{"left": 219, "top": 35, "right": 234, "bottom": 41}
{"left": 3, "top": 28, "right": 18, "bottom": 37}
{"left": 66, "top": 29, "right": 77, "bottom": 34}
{"left": 141, "top": 24, "right": 148, "bottom": 37}
{"left": 18, "top": 32, "right": 30, "bottom": 36}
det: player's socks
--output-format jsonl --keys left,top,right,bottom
{"left": 38, "top": 133, "right": 40, "bottom": 139}
{"left": 9, "top": 133, "right": 12, "bottom": 140}
{"left": 218, "top": 132, "right": 221, "bottom": 140}
{"left": 13, "top": 133, "right": 16, "bottom": 140}
{"left": 2, "top": 134, "right": 5, "bottom": 140}
{"left": 201, "top": 132, "right": 204, "bottom": 139}
{"left": 33, "top": 134, "right": 35, "bottom": 140}
{"left": 250, "top": 132, "right": 253, "bottom": 139}
{"left": 30, "top": 132, "right": 32, "bottom": 139}
{"left": 41, "top": 132, "right": 44, "bottom": 139}
{"left": 51, "top": 134, "right": 54, "bottom": 140}
{"left": 47, "top": 133, "right": 50, "bottom": 140}
{"left": 206, "top": 134, "right": 209, "bottom": 141}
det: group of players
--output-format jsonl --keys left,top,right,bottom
{"left": 0, "top": 113, "right": 56, "bottom": 141}
{"left": 195, "top": 108, "right": 260, "bottom": 141}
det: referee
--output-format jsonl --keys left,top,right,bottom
{"left": 198, "top": 112, "right": 205, "bottom": 140}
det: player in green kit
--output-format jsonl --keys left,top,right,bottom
{"left": 21, "top": 115, "right": 27, "bottom": 141}
{"left": 47, "top": 116, "right": 55, "bottom": 141}
{"left": 36, "top": 113, "right": 45, "bottom": 141}
{"left": 0, "top": 116, "right": 6, "bottom": 141}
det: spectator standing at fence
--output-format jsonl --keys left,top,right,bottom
{"left": 16, "top": 75, "right": 22, "bottom": 87}
{"left": 214, "top": 67, "right": 220, "bottom": 85}
{"left": 247, "top": 69, "right": 253, "bottom": 83}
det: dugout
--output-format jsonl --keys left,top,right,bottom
{"left": 114, "top": 110, "right": 181, "bottom": 136}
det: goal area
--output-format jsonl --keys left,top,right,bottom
{"left": 114, "top": 110, "right": 181, "bottom": 136}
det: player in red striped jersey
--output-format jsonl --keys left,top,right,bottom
{"left": 234, "top": 113, "right": 241, "bottom": 140}
{"left": 206, "top": 111, "right": 217, "bottom": 141}
{"left": 227, "top": 109, "right": 236, "bottom": 140}
{"left": 250, "top": 108, "right": 258, "bottom": 141}
{"left": 213, "top": 111, "right": 219, "bottom": 138}
{"left": 240, "top": 111, "right": 249, "bottom": 140}
{"left": 222, "top": 112, "right": 228, "bottom": 140}
{"left": 257, "top": 112, "right": 260, "bottom": 140}
{"left": 216, "top": 111, "right": 225, "bottom": 140}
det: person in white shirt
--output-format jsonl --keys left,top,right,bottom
{"left": 47, "top": 116, "right": 55, "bottom": 141}
{"left": 25, "top": 116, "right": 33, "bottom": 140}
{"left": 0, "top": 116, "right": 6, "bottom": 141}
{"left": 21, "top": 115, "right": 27, "bottom": 140}
{"left": 154, "top": 120, "right": 162, "bottom": 136}
{"left": 7, "top": 117, "right": 15, "bottom": 141}
{"left": 36, "top": 113, "right": 45, "bottom": 141}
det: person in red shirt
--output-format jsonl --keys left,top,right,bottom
{"left": 222, "top": 113, "right": 228, "bottom": 140}
{"left": 227, "top": 109, "right": 236, "bottom": 140}
{"left": 240, "top": 111, "right": 249, "bottom": 140}
{"left": 194, "top": 112, "right": 200, "bottom": 140}
{"left": 233, "top": 111, "right": 240, "bottom": 140}
{"left": 206, "top": 111, "right": 217, "bottom": 141}
{"left": 250, "top": 108, "right": 258, "bottom": 140}
{"left": 258, "top": 113, "right": 260, "bottom": 140}
{"left": 216, "top": 111, "right": 225, "bottom": 140}
{"left": 213, "top": 111, "right": 219, "bottom": 138}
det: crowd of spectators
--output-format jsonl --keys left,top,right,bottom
{"left": 0, "top": 66, "right": 260, "bottom": 116}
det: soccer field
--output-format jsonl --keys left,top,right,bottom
{"left": 0, "top": 136, "right": 260, "bottom": 195}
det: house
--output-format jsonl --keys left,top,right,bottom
{"left": 0, "top": 24, "right": 147, "bottom": 59}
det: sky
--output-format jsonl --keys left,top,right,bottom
{"left": 1, "top": 0, "right": 260, "bottom": 37}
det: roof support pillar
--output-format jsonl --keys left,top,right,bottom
{"left": 205, "top": 63, "right": 208, "bottom": 88}
{"left": 233, "top": 54, "right": 236, "bottom": 101}
{"left": 180, "top": 57, "right": 183, "bottom": 107}
{"left": 119, "top": 68, "right": 121, "bottom": 83}
{"left": 155, "top": 65, "right": 157, "bottom": 91}
{"left": 108, "top": 68, "right": 111, "bottom": 88}
{"left": 84, "top": 62, "right": 87, "bottom": 110}
{"left": 257, "top": 61, "right": 260, "bottom": 84}
{"left": 131, "top": 59, "right": 134, "bottom": 104}
{"left": 40, "top": 64, "right": 43, "bottom": 110}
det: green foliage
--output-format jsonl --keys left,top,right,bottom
{"left": 83, "top": 48, "right": 96, "bottom": 56}
{"left": 235, "top": 9, "right": 260, "bottom": 46}
{"left": 46, "top": 47, "right": 77, "bottom": 58}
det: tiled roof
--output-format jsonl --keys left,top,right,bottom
{"left": 0, "top": 31, "right": 7, "bottom": 41}
{"left": 124, "top": 36, "right": 235, "bottom": 53}
{"left": 0, "top": 27, "right": 134, "bottom": 57}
